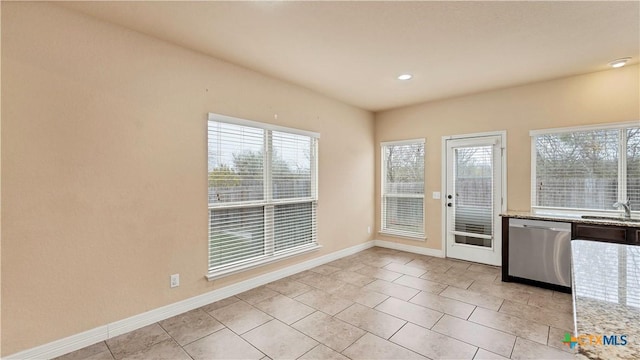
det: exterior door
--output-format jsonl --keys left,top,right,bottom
{"left": 445, "top": 134, "right": 504, "bottom": 266}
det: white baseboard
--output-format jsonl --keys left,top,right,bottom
{"left": 373, "top": 239, "right": 444, "bottom": 258}
{"left": 3, "top": 326, "right": 109, "bottom": 360}
{"left": 5, "top": 241, "right": 375, "bottom": 360}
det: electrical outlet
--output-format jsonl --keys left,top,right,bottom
{"left": 170, "top": 274, "right": 180, "bottom": 288}
{"left": 367, "top": 226, "right": 371, "bottom": 234}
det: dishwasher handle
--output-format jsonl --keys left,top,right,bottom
{"left": 509, "top": 223, "right": 571, "bottom": 232}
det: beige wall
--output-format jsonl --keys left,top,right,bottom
{"left": 0, "top": 2, "right": 3, "bottom": 357}
{"left": 376, "top": 64, "right": 640, "bottom": 251}
{"left": 3, "top": 1, "right": 640, "bottom": 356}
{"left": 0, "top": 2, "right": 375, "bottom": 355}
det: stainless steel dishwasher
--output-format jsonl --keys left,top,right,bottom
{"left": 508, "top": 218, "right": 572, "bottom": 287}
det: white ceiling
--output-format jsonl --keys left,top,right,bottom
{"left": 59, "top": 1, "right": 639, "bottom": 112}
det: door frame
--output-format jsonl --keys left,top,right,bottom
{"left": 440, "top": 130, "right": 508, "bottom": 264}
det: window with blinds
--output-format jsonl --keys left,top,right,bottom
{"left": 381, "top": 139, "right": 425, "bottom": 238}
{"left": 207, "top": 114, "right": 319, "bottom": 279}
{"left": 532, "top": 123, "right": 640, "bottom": 215}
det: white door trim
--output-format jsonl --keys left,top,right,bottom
{"left": 440, "top": 130, "right": 508, "bottom": 261}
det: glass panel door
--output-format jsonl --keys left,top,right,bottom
{"left": 445, "top": 135, "right": 503, "bottom": 266}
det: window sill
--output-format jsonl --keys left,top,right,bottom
{"left": 206, "top": 243, "right": 322, "bottom": 281}
{"left": 378, "top": 230, "right": 427, "bottom": 241}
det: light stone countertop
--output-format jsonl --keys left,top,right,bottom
{"left": 500, "top": 210, "right": 640, "bottom": 228}
{"left": 571, "top": 240, "right": 640, "bottom": 360}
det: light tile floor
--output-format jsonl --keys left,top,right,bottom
{"left": 56, "top": 247, "right": 576, "bottom": 360}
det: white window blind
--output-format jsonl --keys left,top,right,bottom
{"left": 453, "top": 145, "right": 494, "bottom": 245}
{"left": 628, "top": 128, "right": 640, "bottom": 211}
{"left": 208, "top": 114, "right": 319, "bottom": 278}
{"left": 381, "top": 140, "right": 425, "bottom": 238}
{"left": 532, "top": 123, "right": 640, "bottom": 214}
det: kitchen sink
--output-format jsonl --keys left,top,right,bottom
{"left": 581, "top": 215, "right": 640, "bottom": 223}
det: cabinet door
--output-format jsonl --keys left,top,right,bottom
{"left": 572, "top": 223, "right": 628, "bottom": 244}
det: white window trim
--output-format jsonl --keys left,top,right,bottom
{"left": 381, "top": 138, "right": 425, "bottom": 146}
{"left": 529, "top": 121, "right": 639, "bottom": 136}
{"left": 530, "top": 121, "right": 640, "bottom": 217}
{"left": 209, "top": 113, "right": 320, "bottom": 139}
{"left": 207, "top": 113, "right": 320, "bottom": 280}
{"left": 378, "top": 229, "right": 427, "bottom": 241}
{"left": 380, "top": 139, "right": 426, "bottom": 240}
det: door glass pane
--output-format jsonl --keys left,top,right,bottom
{"left": 454, "top": 146, "right": 493, "bottom": 247}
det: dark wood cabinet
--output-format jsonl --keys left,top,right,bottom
{"left": 572, "top": 223, "right": 640, "bottom": 244}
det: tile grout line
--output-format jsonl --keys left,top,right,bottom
{"left": 417, "top": 316, "right": 505, "bottom": 360}
{"left": 156, "top": 317, "right": 199, "bottom": 360}
{"left": 471, "top": 347, "right": 480, "bottom": 360}
{"left": 176, "top": 324, "right": 227, "bottom": 348}
{"left": 509, "top": 336, "right": 519, "bottom": 359}
{"left": 362, "top": 328, "right": 428, "bottom": 360}
{"left": 337, "top": 331, "right": 368, "bottom": 358}
{"left": 104, "top": 341, "right": 117, "bottom": 360}
{"left": 294, "top": 343, "right": 322, "bottom": 360}
{"left": 545, "top": 326, "right": 551, "bottom": 347}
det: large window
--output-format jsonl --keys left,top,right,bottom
{"left": 381, "top": 139, "right": 425, "bottom": 238}
{"left": 531, "top": 122, "right": 639, "bottom": 214}
{"left": 207, "top": 114, "right": 319, "bottom": 279}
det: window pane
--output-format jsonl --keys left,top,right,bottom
{"left": 383, "top": 196, "right": 424, "bottom": 234}
{"left": 208, "top": 122, "right": 264, "bottom": 203}
{"left": 628, "top": 128, "right": 640, "bottom": 211}
{"left": 382, "top": 141, "right": 425, "bottom": 236}
{"left": 274, "top": 202, "right": 315, "bottom": 252}
{"left": 535, "top": 129, "right": 619, "bottom": 210}
{"left": 384, "top": 143, "right": 424, "bottom": 195}
{"left": 272, "top": 131, "right": 313, "bottom": 200}
{"left": 209, "top": 206, "right": 265, "bottom": 269}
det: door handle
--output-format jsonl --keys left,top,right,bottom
{"left": 447, "top": 195, "right": 453, "bottom": 199}
{"left": 447, "top": 203, "right": 452, "bottom": 207}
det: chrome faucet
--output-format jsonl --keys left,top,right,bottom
{"left": 613, "top": 198, "right": 631, "bottom": 219}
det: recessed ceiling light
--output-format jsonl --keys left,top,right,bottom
{"left": 609, "top": 57, "right": 631, "bottom": 68}
{"left": 397, "top": 74, "right": 413, "bottom": 80}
